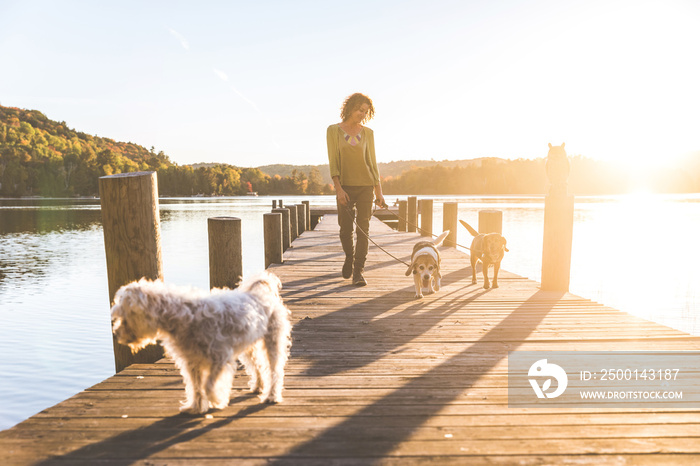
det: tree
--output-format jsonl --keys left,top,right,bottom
{"left": 291, "top": 169, "right": 307, "bottom": 194}
{"left": 307, "top": 168, "right": 324, "bottom": 194}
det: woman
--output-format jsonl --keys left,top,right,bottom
{"left": 327, "top": 93, "right": 386, "bottom": 286}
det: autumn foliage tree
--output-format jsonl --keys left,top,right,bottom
{"left": 0, "top": 105, "right": 329, "bottom": 197}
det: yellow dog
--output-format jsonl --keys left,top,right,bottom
{"left": 460, "top": 220, "right": 508, "bottom": 289}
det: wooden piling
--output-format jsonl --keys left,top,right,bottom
{"left": 443, "top": 202, "right": 458, "bottom": 247}
{"left": 288, "top": 204, "right": 298, "bottom": 242}
{"left": 479, "top": 210, "right": 502, "bottom": 234}
{"left": 99, "top": 171, "right": 164, "bottom": 373}
{"left": 407, "top": 196, "right": 418, "bottom": 233}
{"left": 207, "top": 217, "right": 242, "bottom": 289}
{"left": 542, "top": 195, "right": 574, "bottom": 291}
{"left": 398, "top": 200, "right": 407, "bottom": 232}
{"left": 272, "top": 207, "right": 291, "bottom": 251}
{"left": 278, "top": 199, "right": 284, "bottom": 208}
{"left": 541, "top": 143, "right": 574, "bottom": 291}
{"left": 420, "top": 199, "right": 433, "bottom": 237}
{"left": 264, "top": 213, "right": 283, "bottom": 268}
{"left": 302, "top": 200, "right": 311, "bottom": 231}
{"left": 295, "top": 204, "right": 306, "bottom": 236}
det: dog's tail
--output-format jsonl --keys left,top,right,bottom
{"left": 459, "top": 220, "right": 479, "bottom": 237}
{"left": 432, "top": 230, "right": 450, "bottom": 247}
{"left": 239, "top": 270, "right": 282, "bottom": 297}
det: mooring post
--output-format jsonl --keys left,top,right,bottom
{"left": 272, "top": 200, "right": 277, "bottom": 209}
{"left": 288, "top": 204, "right": 298, "bottom": 242}
{"left": 99, "top": 171, "right": 164, "bottom": 373}
{"left": 278, "top": 199, "right": 284, "bottom": 208}
{"left": 443, "top": 202, "right": 458, "bottom": 247}
{"left": 420, "top": 199, "right": 433, "bottom": 237}
{"left": 479, "top": 210, "right": 502, "bottom": 234}
{"left": 207, "top": 217, "right": 242, "bottom": 289}
{"left": 407, "top": 196, "right": 418, "bottom": 233}
{"left": 541, "top": 143, "right": 574, "bottom": 291}
{"left": 302, "top": 200, "right": 311, "bottom": 231}
{"left": 295, "top": 204, "right": 306, "bottom": 236}
{"left": 398, "top": 200, "right": 407, "bottom": 231}
{"left": 272, "top": 207, "right": 291, "bottom": 251}
{"left": 264, "top": 213, "right": 283, "bottom": 268}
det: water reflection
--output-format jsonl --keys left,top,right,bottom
{"left": 0, "top": 199, "right": 181, "bottom": 234}
{"left": 0, "top": 206, "right": 101, "bottom": 234}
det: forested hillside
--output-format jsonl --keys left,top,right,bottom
{"left": 1, "top": 104, "right": 489, "bottom": 197}
{"left": 0, "top": 105, "right": 331, "bottom": 197}
{"left": 2, "top": 105, "right": 698, "bottom": 197}
{"left": 380, "top": 155, "right": 700, "bottom": 195}
{"left": 230, "top": 155, "right": 700, "bottom": 196}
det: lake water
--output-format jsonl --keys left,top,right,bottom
{"left": 1, "top": 193, "right": 699, "bottom": 430}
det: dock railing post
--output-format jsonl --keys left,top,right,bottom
{"left": 302, "top": 200, "right": 311, "bottom": 231}
{"left": 407, "top": 196, "right": 418, "bottom": 233}
{"left": 295, "top": 204, "right": 306, "bottom": 236}
{"left": 208, "top": 217, "right": 242, "bottom": 289}
{"left": 99, "top": 171, "right": 165, "bottom": 373}
{"left": 420, "top": 199, "right": 433, "bottom": 237}
{"left": 272, "top": 207, "right": 291, "bottom": 251}
{"left": 398, "top": 200, "right": 407, "bottom": 232}
{"left": 479, "top": 210, "right": 502, "bottom": 234}
{"left": 541, "top": 143, "right": 574, "bottom": 291}
{"left": 443, "top": 202, "right": 458, "bottom": 247}
{"left": 264, "top": 213, "right": 283, "bottom": 268}
{"left": 288, "top": 204, "right": 298, "bottom": 242}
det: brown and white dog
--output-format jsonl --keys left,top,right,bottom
{"left": 460, "top": 220, "right": 509, "bottom": 289}
{"left": 405, "top": 231, "right": 450, "bottom": 298}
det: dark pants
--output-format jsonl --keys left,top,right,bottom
{"left": 337, "top": 185, "right": 374, "bottom": 271}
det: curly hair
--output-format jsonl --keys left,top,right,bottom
{"left": 340, "top": 93, "right": 375, "bottom": 124}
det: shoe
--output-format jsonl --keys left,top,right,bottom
{"left": 342, "top": 256, "right": 353, "bottom": 279}
{"left": 352, "top": 269, "right": 367, "bottom": 287}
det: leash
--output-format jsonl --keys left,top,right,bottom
{"left": 340, "top": 200, "right": 489, "bottom": 267}
{"left": 375, "top": 205, "right": 475, "bottom": 251}
{"left": 341, "top": 203, "right": 411, "bottom": 267}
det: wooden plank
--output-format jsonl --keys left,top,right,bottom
{"left": 2, "top": 214, "right": 700, "bottom": 465}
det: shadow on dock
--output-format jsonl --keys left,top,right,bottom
{"left": 271, "top": 291, "right": 561, "bottom": 462}
{"left": 34, "top": 396, "right": 269, "bottom": 466}
{"left": 295, "top": 268, "right": 489, "bottom": 377}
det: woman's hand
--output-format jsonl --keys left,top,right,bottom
{"left": 374, "top": 186, "right": 387, "bottom": 209}
{"left": 374, "top": 193, "right": 387, "bottom": 209}
{"left": 332, "top": 176, "right": 349, "bottom": 206}
{"left": 336, "top": 186, "right": 350, "bottom": 206}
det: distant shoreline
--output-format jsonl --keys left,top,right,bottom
{"left": 0, "top": 195, "right": 333, "bottom": 201}
{"left": 2, "top": 193, "right": 700, "bottom": 202}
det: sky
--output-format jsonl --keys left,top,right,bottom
{"left": 1, "top": 0, "right": 699, "bottom": 169}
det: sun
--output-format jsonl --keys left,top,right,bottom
{"left": 537, "top": 3, "right": 700, "bottom": 172}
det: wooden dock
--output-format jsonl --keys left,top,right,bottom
{"left": 2, "top": 215, "right": 700, "bottom": 465}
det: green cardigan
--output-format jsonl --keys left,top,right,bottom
{"left": 326, "top": 124, "right": 380, "bottom": 186}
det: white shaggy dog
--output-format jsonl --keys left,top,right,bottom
{"left": 111, "top": 271, "right": 291, "bottom": 415}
